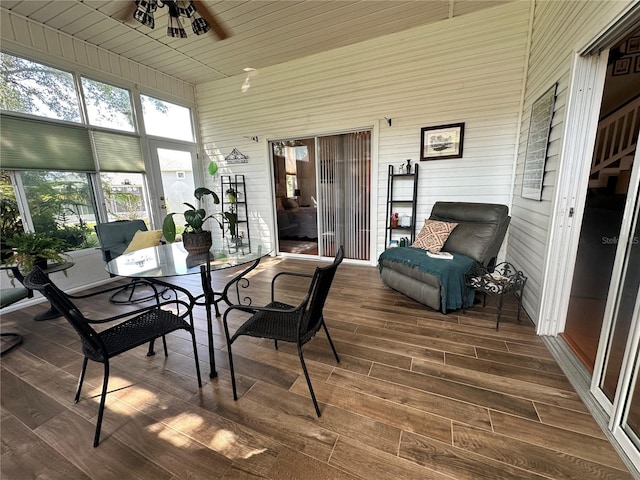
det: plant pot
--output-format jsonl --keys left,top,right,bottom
{"left": 182, "top": 231, "right": 212, "bottom": 254}
{"left": 390, "top": 218, "right": 399, "bottom": 228}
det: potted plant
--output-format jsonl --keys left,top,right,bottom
{"left": 162, "top": 187, "right": 220, "bottom": 254}
{"left": 222, "top": 186, "right": 238, "bottom": 240}
{"left": 3, "top": 232, "right": 70, "bottom": 273}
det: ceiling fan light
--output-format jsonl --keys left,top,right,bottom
{"left": 167, "top": 14, "right": 187, "bottom": 38}
{"left": 133, "top": 0, "right": 157, "bottom": 28}
{"left": 191, "top": 16, "right": 210, "bottom": 35}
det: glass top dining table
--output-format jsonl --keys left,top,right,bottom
{"left": 105, "top": 241, "right": 271, "bottom": 378}
{"left": 105, "top": 241, "right": 268, "bottom": 279}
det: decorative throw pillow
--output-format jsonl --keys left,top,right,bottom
{"left": 412, "top": 220, "right": 458, "bottom": 253}
{"left": 123, "top": 230, "right": 163, "bottom": 254}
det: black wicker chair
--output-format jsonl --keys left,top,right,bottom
{"left": 23, "top": 267, "right": 202, "bottom": 447}
{"left": 223, "top": 246, "right": 344, "bottom": 417}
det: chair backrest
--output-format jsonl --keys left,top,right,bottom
{"left": 95, "top": 219, "right": 148, "bottom": 262}
{"left": 300, "top": 246, "right": 344, "bottom": 337}
{"left": 429, "top": 202, "right": 510, "bottom": 267}
{"left": 24, "top": 267, "right": 106, "bottom": 361}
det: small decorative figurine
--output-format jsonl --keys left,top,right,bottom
{"left": 399, "top": 164, "right": 405, "bottom": 174}
{"left": 406, "top": 159, "right": 412, "bottom": 174}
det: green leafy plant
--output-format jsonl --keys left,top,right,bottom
{"left": 3, "top": 232, "right": 70, "bottom": 272}
{"left": 222, "top": 187, "right": 238, "bottom": 237}
{"left": 162, "top": 187, "right": 220, "bottom": 242}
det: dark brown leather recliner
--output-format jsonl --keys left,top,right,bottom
{"left": 379, "top": 202, "right": 510, "bottom": 312}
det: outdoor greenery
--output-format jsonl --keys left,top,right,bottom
{"left": 0, "top": 53, "right": 80, "bottom": 121}
{"left": 0, "top": 52, "right": 166, "bottom": 123}
{"left": 0, "top": 171, "right": 148, "bottom": 260}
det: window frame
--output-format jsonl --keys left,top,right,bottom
{"left": 0, "top": 49, "right": 200, "bottom": 250}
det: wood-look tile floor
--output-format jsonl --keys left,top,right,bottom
{"left": 0, "top": 257, "right": 633, "bottom": 479}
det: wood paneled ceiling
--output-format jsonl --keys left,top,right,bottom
{"left": 1, "top": 0, "right": 510, "bottom": 85}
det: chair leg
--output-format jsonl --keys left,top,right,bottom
{"left": 162, "top": 335, "right": 168, "bottom": 357}
{"left": 188, "top": 322, "right": 202, "bottom": 388}
{"left": 93, "top": 361, "right": 110, "bottom": 447}
{"left": 321, "top": 321, "right": 340, "bottom": 363}
{"left": 298, "top": 344, "right": 321, "bottom": 417}
{"left": 75, "top": 357, "right": 89, "bottom": 403}
{"left": 516, "top": 290, "right": 523, "bottom": 324}
{"left": 147, "top": 339, "right": 156, "bottom": 356}
{"left": 223, "top": 320, "right": 239, "bottom": 400}
{"left": 226, "top": 340, "right": 238, "bottom": 401}
{"left": 496, "top": 294, "right": 504, "bottom": 330}
{"left": 274, "top": 340, "right": 278, "bottom": 350}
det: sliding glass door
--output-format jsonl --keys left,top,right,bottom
{"left": 591, "top": 143, "right": 640, "bottom": 465}
{"left": 271, "top": 130, "right": 371, "bottom": 261}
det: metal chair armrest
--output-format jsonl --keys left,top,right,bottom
{"left": 271, "top": 271, "right": 313, "bottom": 302}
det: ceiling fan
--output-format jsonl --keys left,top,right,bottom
{"left": 120, "top": 1, "right": 229, "bottom": 40}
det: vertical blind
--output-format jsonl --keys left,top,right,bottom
{"left": 317, "top": 130, "right": 371, "bottom": 260}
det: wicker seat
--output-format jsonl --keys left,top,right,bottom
{"left": 24, "top": 267, "right": 202, "bottom": 447}
{"left": 223, "top": 246, "right": 344, "bottom": 417}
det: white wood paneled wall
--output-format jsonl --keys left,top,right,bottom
{"left": 196, "top": 1, "right": 531, "bottom": 263}
{"left": 0, "top": 10, "right": 196, "bottom": 102}
{"left": 508, "top": 0, "right": 635, "bottom": 324}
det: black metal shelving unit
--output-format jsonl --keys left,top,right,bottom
{"left": 384, "top": 163, "right": 419, "bottom": 249}
{"left": 220, "top": 174, "right": 251, "bottom": 252}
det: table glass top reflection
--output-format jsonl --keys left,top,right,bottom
{"left": 105, "top": 242, "right": 270, "bottom": 278}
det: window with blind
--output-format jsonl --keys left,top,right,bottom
{"left": 0, "top": 52, "right": 195, "bottom": 251}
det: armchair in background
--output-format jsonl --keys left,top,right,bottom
{"left": 94, "top": 220, "right": 163, "bottom": 303}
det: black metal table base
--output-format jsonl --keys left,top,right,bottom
{"left": 34, "top": 306, "right": 63, "bottom": 321}
{"left": 198, "top": 258, "right": 262, "bottom": 378}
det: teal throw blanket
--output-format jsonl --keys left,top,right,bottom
{"left": 378, "top": 247, "right": 476, "bottom": 313}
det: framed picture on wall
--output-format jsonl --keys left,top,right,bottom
{"left": 420, "top": 122, "right": 465, "bottom": 160}
{"left": 627, "top": 36, "right": 640, "bottom": 54}
{"left": 613, "top": 57, "right": 631, "bottom": 76}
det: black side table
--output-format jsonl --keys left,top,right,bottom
{"left": 465, "top": 261, "right": 527, "bottom": 330}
